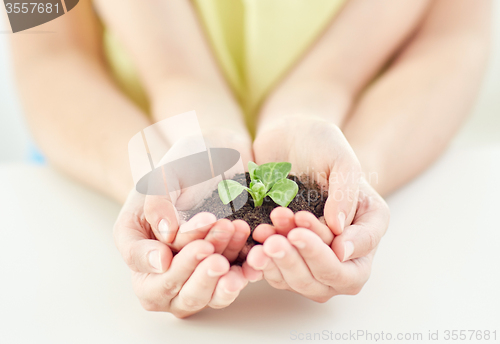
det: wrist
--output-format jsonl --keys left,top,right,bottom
{"left": 257, "top": 79, "right": 352, "bottom": 132}
{"left": 149, "top": 79, "right": 249, "bottom": 137}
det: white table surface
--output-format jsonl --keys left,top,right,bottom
{"left": 1, "top": 145, "right": 499, "bottom": 344}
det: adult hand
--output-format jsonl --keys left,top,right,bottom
{"left": 245, "top": 116, "right": 390, "bottom": 299}
{"left": 243, "top": 179, "right": 389, "bottom": 301}
{"left": 253, "top": 116, "right": 363, "bottom": 235}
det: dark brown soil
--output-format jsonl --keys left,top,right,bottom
{"left": 185, "top": 173, "right": 328, "bottom": 263}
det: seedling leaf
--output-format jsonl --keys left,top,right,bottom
{"left": 218, "top": 179, "right": 247, "bottom": 205}
{"left": 248, "top": 161, "right": 258, "bottom": 180}
{"left": 254, "top": 162, "right": 292, "bottom": 190}
{"left": 267, "top": 178, "right": 298, "bottom": 207}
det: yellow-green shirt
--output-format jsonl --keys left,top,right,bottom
{"left": 103, "top": 0, "right": 346, "bottom": 133}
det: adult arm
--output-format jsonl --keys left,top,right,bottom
{"left": 256, "top": 0, "right": 491, "bottom": 196}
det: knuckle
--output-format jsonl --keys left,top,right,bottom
{"left": 178, "top": 294, "right": 207, "bottom": 311}
{"left": 162, "top": 281, "right": 181, "bottom": 299}
{"left": 315, "top": 270, "right": 339, "bottom": 285}
{"left": 292, "top": 279, "right": 315, "bottom": 292}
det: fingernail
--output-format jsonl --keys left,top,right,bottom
{"left": 207, "top": 269, "right": 226, "bottom": 277}
{"left": 232, "top": 231, "right": 247, "bottom": 241}
{"left": 158, "top": 219, "right": 170, "bottom": 241}
{"left": 274, "top": 218, "right": 290, "bottom": 227}
{"left": 180, "top": 218, "right": 212, "bottom": 234}
{"left": 255, "top": 257, "right": 270, "bottom": 270}
{"left": 268, "top": 250, "right": 285, "bottom": 259}
{"left": 343, "top": 241, "right": 354, "bottom": 262}
{"left": 291, "top": 240, "right": 306, "bottom": 249}
{"left": 196, "top": 252, "right": 211, "bottom": 260}
{"left": 148, "top": 250, "right": 161, "bottom": 271}
{"left": 338, "top": 212, "right": 346, "bottom": 233}
{"left": 213, "top": 229, "right": 231, "bottom": 241}
{"left": 223, "top": 282, "right": 243, "bottom": 294}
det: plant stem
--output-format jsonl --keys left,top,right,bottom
{"left": 248, "top": 190, "right": 263, "bottom": 207}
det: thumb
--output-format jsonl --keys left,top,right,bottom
{"left": 324, "top": 157, "right": 361, "bottom": 235}
{"left": 331, "top": 180, "right": 390, "bottom": 261}
{"left": 144, "top": 194, "right": 181, "bottom": 244}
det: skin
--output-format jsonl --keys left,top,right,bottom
{"left": 10, "top": 0, "right": 491, "bottom": 317}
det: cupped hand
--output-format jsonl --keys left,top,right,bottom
{"left": 113, "top": 189, "right": 249, "bottom": 318}
{"left": 253, "top": 115, "right": 363, "bottom": 235}
{"left": 242, "top": 179, "right": 389, "bottom": 301}
{"left": 247, "top": 115, "right": 390, "bottom": 299}
{"left": 143, "top": 130, "right": 253, "bottom": 258}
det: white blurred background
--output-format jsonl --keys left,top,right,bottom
{"left": 1, "top": 5, "right": 499, "bottom": 163}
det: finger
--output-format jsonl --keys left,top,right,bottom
{"left": 294, "top": 211, "right": 334, "bottom": 245}
{"left": 122, "top": 238, "right": 173, "bottom": 274}
{"left": 170, "top": 254, "right": 230, "bottom": 316}
{"left": 222, "top": 220, "right": 251, "bottom": 262}
{"left": 324, "top": 147, "right": 361, "bottom": 235}
{"left": 169, "top": 212, "right": 217, "bottom": 251}
{"left": 208, "top": 265, "right": 248, "bottom": 309}
{"left": 204, "top": 219, "right": 235, "bottom": 254}
{"left": 270, "top": 207, "right": 296, "bottom": 236}
{"left": 252, "top": 223, "right": 276, "bottom": 243}
{"left": 242, "top": 261, "right": 263, "bottom": 282}
{"left": 144, "top": 194, "right": 180, "bottom": 244}
{"left": 262, "top": 235, "right": 331, "bottom": 299}
{"left": 246, "top": 243, "right": 288, "bottom": 290}
{"left": 331, "top": 181, "right": 390, "bottom": 262}
{"left": 287, "top": 228, "right": 371, "bottom": 294}
{"left": 286, "top": 228, "right": 342, "bottom": 285}
{"left": 114, "top": 192, "right": 173, "bottom": 273}
{"left": 133, "top": 239, "right": 215, "bottom": 310}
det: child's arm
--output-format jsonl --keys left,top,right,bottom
{"left": 248, "top": 0, "right": 490, "bottom": 300}
{"left": 92, "top": 0, "right": 252, "bottom": 152}
{"left": 342, "top": 0, "right": 491, "bottom": 196}
{"left": 256, "top": 0, "right": 491, "bottom": 196}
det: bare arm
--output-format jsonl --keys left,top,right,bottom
{"left": 11, "top": 0, "right": 251, "bottom": 203}
{"left": 10, "top": 1, "right": 148, "bottom": 203}
{"left": 92, "top": 0, "right": 250, "bottom": 144}
{"left": 343, "top": 0, "right": 491, "bottom": 195}
{"left": 256, "top": 0, "right": 491, "bottom": 196}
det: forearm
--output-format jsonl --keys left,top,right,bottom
{"left": 343, "top": 2, "right": 491, "bottom": 196}
{"left": 256, "top": 0, "right": 431, "bottom": 135}
{"left": 256, "top": 79, "right": 351, "bottom": 135}
{"left": 13, "top": 50, "right": 149, "bottom": 204}
{"left": 94, "top": 0, "right": 251, "bottom": 146}
{"left": 257, "top": 0, "right": 490, "bottom": 196}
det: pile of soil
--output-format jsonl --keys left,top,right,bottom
{"left": 185, "top": 172, "right": 328, "bottom": 261}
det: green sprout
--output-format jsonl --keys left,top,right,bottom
{"left": 218, "top": 161, "right": 298, "bottom": 208}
